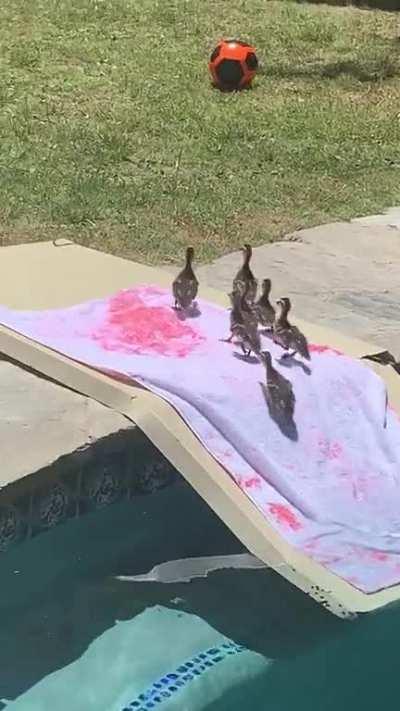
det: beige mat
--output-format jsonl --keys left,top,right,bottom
{"left": 1, "top": 240, "right": 400, "bottom": 618}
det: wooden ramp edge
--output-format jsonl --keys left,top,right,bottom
{"left": 1, "top": 241, "right": 400, "bottom": 619}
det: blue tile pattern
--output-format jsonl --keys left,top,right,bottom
{"left": 121, "top": 641, "right": 246, "bottom": 710}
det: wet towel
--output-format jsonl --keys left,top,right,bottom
{"left": 1, "top": 285, "right": 400, "bottom": 594}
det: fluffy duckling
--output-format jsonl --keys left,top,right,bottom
{"left": 172, "top": 246, "right": 199, "bottom": 310}
{"left": 232, "top": 244, "right": 258, "bottom": 304}
{"left": 236, "top": 284, "right": 261, "bottom": 357}
{"left": 260, "top": 351, "right": 296, "bottom": 421}
{"left": 273, "top": 297, "right": 310, "bottom": 360}
{"left": 223, "top": 288, "right": 245, "bottom": 343}
{"left": 255, "top": 278, "right": 275, "bottom": 330}
{"left": 222, "top": 283, "right": 260, "bottom": 356}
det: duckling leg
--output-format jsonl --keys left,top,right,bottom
{"left": 281, "top": 349, "right": 296, "bottom": 359}
{"left": 219, "top": 334, "right": 234, "bottom": 343}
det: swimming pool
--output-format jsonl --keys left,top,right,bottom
{"left": 1, "top": 459, "right": 400, "bottom": 710}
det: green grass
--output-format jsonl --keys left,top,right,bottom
{"left": 0, "top": 0, "right": 399, "bottom": 263}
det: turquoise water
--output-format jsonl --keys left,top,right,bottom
{"left": 1, "top": 479, "right": 400, "bottom": 710}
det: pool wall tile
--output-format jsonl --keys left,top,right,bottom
{"left": 0, "top": 431, "right": 178, "bottom": 552}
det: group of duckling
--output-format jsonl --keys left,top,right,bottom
{"left": 172, "top": 244, "right": 312, "bottom": 426}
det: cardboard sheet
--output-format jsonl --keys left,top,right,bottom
{"left": 1, "top": 241, "right": 400, "bottom": 617}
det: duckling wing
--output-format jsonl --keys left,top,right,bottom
{"left": 243, "top": 308, "right": 258, "bottom": 333}
{"left": 273, "top": 325, "right": 291, "bottom": 350}
{"left": 256, "top": 302, "right": 275, "bottom": 327}
{"left": 233, "top": 271, "right": 257, "bottom": 303}
{"left": 172, "top": 275, "right": 187, "bottom": 305}
{"left": 232, "top": 273, "right": 246, "bottom": 293}
{"left": 186, "top": 276, "right": 199, "bottom": 301}
{"left": 247, "top": 277, "right": 258, "bottom": 304}
{"left": 230, "top": 308, "right": 244, "bottom": 333}
{"left": 243, "top": 323, "right": 261, "bottom": 354}
{"left": 290, "top": 325, "right": 310, "bottom": 360}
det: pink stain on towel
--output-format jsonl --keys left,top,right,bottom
{"left": 244, "top": 476, "right": 262, "bottom": 490}
{"left": 309, "top": 344, "right": 343, "bottom": 356}
{"left": 318, "top": 437, "right": 343, "bottom": 461}
{"left": 352, "top": 545, "right": 390, "bottom": 563}
{"left": 369, "top": 550, "right": 389, "bottom": 562}
{"left": 267, "top": 503, "right": 302, "bottom": 531}
{"left": 91, "top": 290, "right": 204, "bottom": 358}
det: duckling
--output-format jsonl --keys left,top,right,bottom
{"left": 222, "top": 284, "right": 260, "bottom": 356}
{"left": 232, "top": 244, "right": 258, "bottom": 304}
{"left": 222, "top": 288, "right": 245, "bottom": 343}
{"left": 172, "top": 246, "right": 198, "bottom": 310}
{"left": 273, "top": 297, "right": 310, "bottom": 361}
{"left": 236, "top": 284, "right": 261, "bottom": 357}
{"left": 255, "top": 278, "right": 275, "bottom": 330}
{"left": 259, "top": 351, "right": 296, "bottom": 422}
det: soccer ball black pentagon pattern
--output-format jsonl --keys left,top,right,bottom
{"left": 209, "top": 39, "right": 259, "bottom": 91}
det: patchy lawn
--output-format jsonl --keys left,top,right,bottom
{"left": 0, "top": 0, "right": 399, "bottom": 263}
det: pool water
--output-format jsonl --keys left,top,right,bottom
{"left": 1, "top": 478, "right": 399, "bottom": 710}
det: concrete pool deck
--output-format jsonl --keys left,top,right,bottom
{"left": 0, "top": 358, "right": 133, "bottom": 490}
{"left": 197, "top": 209, "right": 400, "bottom": 357}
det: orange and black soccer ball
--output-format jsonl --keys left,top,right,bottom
{"left": 209, "top": 39, "right": 258, "bottom": 91}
